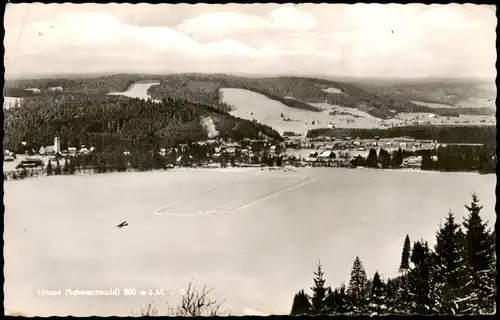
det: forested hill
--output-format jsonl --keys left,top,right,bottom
{"left": 4, "top": 74, "right": 494, "bottom": 119}
{"left": 3, "top": 93, "right": 282, "bottom": 153}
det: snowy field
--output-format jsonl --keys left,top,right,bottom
{"left": 107, "top": 82, "right": 160, "bottom": 102}
{"left": 410, "top": 100, "right": 455, "bottom": 108}
{"left": 322, "top": 87, "right": 346, "bottom": 94}
{"left": 4, "top": 168, "right": 495, "bottom": 316}
{"left": 3, "top": 97, "right": 23, "bottom": 109}
{"left": 221, "top": 88, "right": 384, "bottom": 134}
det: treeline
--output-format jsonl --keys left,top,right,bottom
{"left": 307, "top": 125, "right": 496, "bottom": 146}
{"left": 147, "top": 76, "right": 232, "bottom": 112}
{"left": 4, "top": 74, "right": 155, "bottom": 95}
{"left": 3, "top": 93, "right": 282, "bottom": 154}
{"left": 349, "top": 145, "right": 496, "bottom": 174}
{"left": 423, "top": 145, "right": 496, "bottom": 173}
{"left": 291, "top": 194, "right": 495, "bottom": 315}
{"left": 3, "top": 87, "right": 37, "bottom": 98}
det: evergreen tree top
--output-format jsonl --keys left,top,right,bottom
{"left": 399, "top": 235, "right": 412, "bottom": 273}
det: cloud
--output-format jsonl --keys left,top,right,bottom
{"left": 3, "top": 4, "right": 496, "bottom": 78}
{"left": 176, "top": 6, "right": 317, "bottom": 37}
{"left": 176, "top": 12, "right": 272, "bottom": 36}
{"left": 270, "top": 6, "right": 317, "bottom": 30}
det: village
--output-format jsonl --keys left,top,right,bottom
{"left": 4, "top": 132, "right": 466, "bottom": 179}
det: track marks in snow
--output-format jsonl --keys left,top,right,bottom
{"left": 155, "top": 174, "right": 317, "bottom": 216}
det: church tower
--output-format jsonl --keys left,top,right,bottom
{"left": 54, "top": 136, "right": 60, "bottom": 154}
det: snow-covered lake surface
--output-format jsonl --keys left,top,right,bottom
{"left": 4, "top": 168, "right": 495, "bottom": 316}
{"left": 107, "top": 82, "right": 160, "bottom": 103}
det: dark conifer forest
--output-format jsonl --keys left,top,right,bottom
{"left": 290, "top": 194, "right": 496, "bottom": 315}
{"left": 3, "top": 92, "right": 282, "bottom": 154}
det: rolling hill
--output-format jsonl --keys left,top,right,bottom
{"left": 4, "top": 74, "right": 495, "bottom": 123}
{"left": 148, "top": 74, "right": 495, "bottom": 119}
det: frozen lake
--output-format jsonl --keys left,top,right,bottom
{"left": 4, "top": 168, "right": 495, "bottom": 316}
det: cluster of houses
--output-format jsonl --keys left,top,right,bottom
{"left": 305, "top": 149, "right": 338, "bottom": 164}
{"left": 38, "top": 137, "right": 94, "bottom": 157}
{"left": 147, "top": 138, "right": 286, "bottom": 165}
{"left": 303, "top": 136, "right": 438, "bottom": 152}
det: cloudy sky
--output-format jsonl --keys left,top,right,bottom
{"left": 4, "top": 3, "right": 497, "bottom": 78}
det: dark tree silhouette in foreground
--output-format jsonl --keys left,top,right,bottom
{"left": 461, "top": 194, "right": 495, "bottom": 314}
{"left": 347, "top": 256, "right": 370, "bottom": 314}
{"left": 290, "top": 289, "right": 311, "bottom": 315}
{"left": 310, "top": 260, "right": 329, "bottom": 314}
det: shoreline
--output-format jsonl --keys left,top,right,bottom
{"left": 3, "top": 163, "right": 492, "bottom": 183}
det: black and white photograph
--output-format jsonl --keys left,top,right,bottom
{"left": 2, "top": 2, "right": 496, "bottom": 316}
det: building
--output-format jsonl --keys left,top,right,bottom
{"left": 79, "top": 145, "right": 89, "bottom": 155}
{"left": 54, "top": 137, "right": 60, "bottom": 154}
{"left": 402, "top": 156, "right": 422, "bottom": 168}
{"left": 318, "top": 150, "right": 336, "bottom": 162}
{"left": 269, "top": 146, "right": 277, "bottom": 155}
{"left": 68, "top": 147, "right": 77, "bottom": 156}
{"left": 44, "top": 146, "right": 55, "bottom": 156}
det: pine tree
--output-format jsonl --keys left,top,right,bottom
{"left": 347, "top": 256, "right": 370, "bottom": 314}
{"left": 68, "top": 158, "right": 76, "bottom": 174}
{"left": 368, "top": 272, "right": 387, "bottom": 315}
{"left": 324, "top": 286, "right": 335, "bottom": 314}
{"left": 310, "top": 260, "right": 329, "bottom": 314}
{"left": 62, "top": 158, "right": 69, "bottom": 174}
{"left": 433, "top": 211, "right": 462, "bottom": 314}
{"left": 421, "top": 151, "right": 434, "bottom": 170}
{"left": 385, "top": 277, "right": 400, "bottom": 314}
{"left": 290, "top": 289, "right": 311, "bottom": 315}
{"left": 46, "top": 160, "right": 53, "bottom": 176}
{"left": 337, "top": 283, "right": 349, "bottom": 314}
{"left": 408, "top": 240, "right": 434, "bottom": 314}
{"left": 399, "top": 235, "right": 412, "bottom": 274}
{"left": 462, "top": 193, "right": 495, "bottom": 314}
{"left": 365, "top": 148, "right": 378, "bottom": 168}
{"left": 378, "top": 149, "right": 391, "bottom": 168}
{"left": 392, "top": 148, "right": 403, "bottom": 167}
